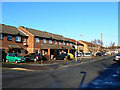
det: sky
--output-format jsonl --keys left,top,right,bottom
{"left": 2, "top": 2, "right": 118, "bottom": 47}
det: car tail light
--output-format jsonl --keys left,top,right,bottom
{"left": 37, "top": 55, "right": 39, "bottom": 57}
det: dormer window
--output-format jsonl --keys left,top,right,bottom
{"left": 16, "top": 36, "right": 21, "bottom": 42}
{"left": 7, "top": 35, "right": 12, "bottom": 41}
{"left": 49, "top": 40, "right": 52, "bottom": 44}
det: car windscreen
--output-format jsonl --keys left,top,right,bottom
{"left": 15, "top": 54, "right": 22, "bottom": 57}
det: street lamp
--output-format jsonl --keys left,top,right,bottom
{"left": 75, "top": 35, "right": 82, "bottom": 62}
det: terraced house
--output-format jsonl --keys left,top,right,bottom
{"left": 18, "top": 26, "right": 75, "bottom": 60}
{"left": 0, "top": 24, "right": 28, "bottom": 56}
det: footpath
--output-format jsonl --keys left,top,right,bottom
{"left": 2, "top": 55, "right": 115, "bottom": 71}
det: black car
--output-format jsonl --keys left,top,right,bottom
{"left": 96, "top": 52, "right": 105, "bottom": 56}
{"left": 24, "top": 53, "right": 43, "bottom": 62}
{"left": 53, "top": 53, "right": 68, "bottom": 60}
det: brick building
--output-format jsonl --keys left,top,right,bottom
{"left": 18, "top": 26, "right": 75, "bottom": 60}
{"left": 0, "top": 24, "right": 28, "bottom": 56}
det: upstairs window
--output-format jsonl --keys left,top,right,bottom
{"left": 54, "top": 40, "right": 57, "bottom": 44}
{"left": 23, "top": 37, "right": 26, "bottom": 42}
{"left": 59, "top": 41, "right": 61, "bottom": 45}
{"left": 16, "top": 36, "right": 21, "bottom": 42}
{"left": 0, "top": 34, "right": 3, "bottom": 40}
{"left": 43, "top": 39, "right": 46, "bottom": 43}
{"left": 35, "top": 38, "right": 39, "bottom": 42}
{"left": 63, "top": 41, "right": 65, "bottom": 45}
{"left": 70, "top": 43, "right": 72, "bottom": 46}
{"left": 49, "top": 40, "right": 52, "bottom": 44}
{"left": 7, "top": 35, "right": 12, "bottom": 41}
{"left": 67, "top": 42, "right": 68, "bottom": 45}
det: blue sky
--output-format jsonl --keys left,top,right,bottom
{"left": 2, "top": 2, "right": 118, "bottom": 46}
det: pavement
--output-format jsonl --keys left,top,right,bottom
{"left": 2, "top": 55, "right": 115, "bottom": 71}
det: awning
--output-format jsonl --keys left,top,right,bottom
{"left": 61, "top": 45, "right": 75, "bottom": 50}
{"left": 40, "top": 44, "right": 61, "bottom": 49}
{"left": 8, "top": 45, "right": 22, "bottom": 49}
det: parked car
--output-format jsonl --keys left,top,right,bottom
{"left": 53, "top": 53, "right": 67, "bottom": 60}
{"left": 6, "top": 53, "right": 26, "bottom": 63}
{"left": 67, "top": 53, "right": 74, "bottom": 60}
{"left": 53, "top": 53, "right": 74, "bottom": 60}
{"left": 113, "top": 54, "right": 120, "bottom": 63}
{"left": 83, "top": 53, "right": 92, "bottom": 57}
{"left": 96, "top": 52, "right": 105, "bottom": 56}
{"left": 24, "top": 53, "right": 43, "bottom": 62}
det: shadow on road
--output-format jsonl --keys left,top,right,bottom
{"left": 79, "top": 72, "right": 86, "bottom": 88}
{"left": 82, "top": 63, "right": 120, "bottom": 88}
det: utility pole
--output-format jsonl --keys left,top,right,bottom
{"left": 101, "top": 33, "right": 102, "bottom": 56}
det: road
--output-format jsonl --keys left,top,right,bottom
{"left": 2, "top": 56, "right": 120, "bottom": 88}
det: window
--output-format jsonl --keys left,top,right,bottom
{"left": 16, "top": 36, "right": 21, "bottom": 42}
{"left": 7, "top": 35, "right": 12, "bottom": 41}
{"left": 59, "top": 41, "right": 61, "bottom": 45}
{"left": 54, "top": 40, "right": 57, "bottom": 44}
{"left": 43, "top": 39, "right": 46, "bottom": 43}
{"left": 63, "top": 41, "right": 65, "bottom": 45}
{"left": 0, "top": 34, "right": 3, "bottom": 40}
{"left": 23, "top": 37, "right": 26, "bottom": 42}
{"left": 67, "top": 42, "right": 68, "bottom": 45}
{"left": 70, "top": 43, "right": 72, "bottom": 46}
{"left": 35, "top": 38, "right": 39, "bottom": 42}
{"left": 49, "top": 40, "right": 52, "bottom": 44}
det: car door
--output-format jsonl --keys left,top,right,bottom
{"left": 10, "top": 54, "right": 16, "bottom": 62}
{"left": 8, "top": 54, "right": 13, "bottom": 62}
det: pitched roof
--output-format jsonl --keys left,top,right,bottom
{"left": 20, "top": 26, "right": 74, "bottom": 42}
{"left": 66, "top": 38, "right": 82, "bottom": 44}
{"left": 0, "top": 24, "right": 27, "bottom": 36}
{"left": 79, "top": 40, "right": 100, "bottom": 46}
{"left": 40, "top": 43, "right": 61, "bottom": 49}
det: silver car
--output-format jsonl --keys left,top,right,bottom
{"left": 113, "top": 54, "right": 120, "bottom": 63}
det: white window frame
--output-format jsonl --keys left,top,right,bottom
{"left": 54, "top": 40, "right": 57, "bottom": 44}
{"left": 59, "top": 41, "right": 61, "bottom": 45}
{"left": 16, "top": 36, "right": 21, "bottom": 42}
{"left": 7, "top": 35, "right": 12, "bottom": 41}
{"left": 63, "top": 41, "right": 65, "bottom": 45}
{"left": 67, "top": 42, "right": 68, "bottom": 45}
{"left": 35, "top": 37, "right": 39, "bottom": 42}
{"left": 43, "top": 39, "right": 46, "bottom": 43}
{"left": 49, "top": 40, "right": 52, "bottom": 44}
{"left": 23, "top": 37, "right": 26, "bottom": 42}
{"left": 0, "top": 34, "right": 3, "bottom": 40}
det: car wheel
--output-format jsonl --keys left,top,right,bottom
{"left": 15, "top": 60, "right": 18, "bottom": 64}
{"left": 34, "top": 58, "right": 37, "bottom": 62}
{"left": 54, "top": 57, "right": 56, "bottom": 60}
{"left": 6, "top": 59, "right": 9, "bottom": 63}
{"left": 64, "top": 58, "right": 66, "bottom": 60}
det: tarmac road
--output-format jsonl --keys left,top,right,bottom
{"left": 2, "top": 55, "right": 120, "bottom": 88}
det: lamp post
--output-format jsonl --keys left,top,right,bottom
{"left": 75, "top": 35, "right": 82, "bottom": 62}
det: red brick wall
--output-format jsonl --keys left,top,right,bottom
{"left": 18, "top": 26, "right": 35, "bottom": 53}
{"left": 0, "top": 35, "right": 27, "bottom": 53}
